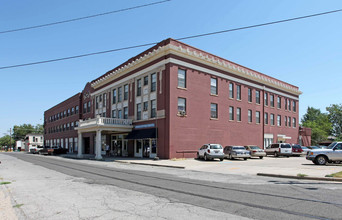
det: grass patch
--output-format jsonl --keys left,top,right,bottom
{"left": 297, "top": 173, "right": 308, "bottom": 177}
{"left": 171, "top": 158, "right": 186, "bottom": 161}
{"left": 13, "top": 204, "right": 24, "bottom": 208}
{"left": 0, "top": 181, "right": 11, "bottom": 185}
{"left": 325, "top": 171, "right": 342, "bottom": 178}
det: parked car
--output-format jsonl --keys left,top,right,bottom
{"left": 39, "top": 146, "right": 59, "bottom": 155}
{"left": 306, "top": 142, "right": 342, "bottom": 165}
{"left": 265, "top": 143, "right": 292, "bottom": 157}
{"left": 301, "top": 146, "right": 310, "bottom": 154}
{"left": 244, "top": 145, "right": 266, "bottom": 159}
{"left": 291, "top": 144, "right": 305, "bottom": 156}
{"left": 53, "top": 147, "right": 68, "bottom": 155}
{"left": 197, "top": 144, "right": 224, "bottom": 161}
{"left": 29, "top": 145, "right": 44, "bottom": 154}
{"left": 224, "top": 146, "right": 251, "bottom": 160}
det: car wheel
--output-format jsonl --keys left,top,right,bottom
{"left": 274, "top": 152, "right": 279, "bottom": 157}
{"left": 315, "top": 156, "right": 327, "bottom": 165}
{"left": 204, "top": 154, "right": 208, "bottom": 161}
{"left": 229, "top": 154, "right": 233, "bottom": 160}
{"left": 259, "top": 156, "right": 263, "bottom": 159}
{"left": 244, "top": 158, "right": 247, "bottom": 160}
{"left": 220, "top": 158, "right": 223, "bottom": 161}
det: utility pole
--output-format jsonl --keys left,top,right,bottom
{"left": 10, "top": 128, "right": 12, "bottom": 151}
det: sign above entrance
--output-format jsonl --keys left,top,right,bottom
{"left": 135, "top": 124, "right": 155, "bottom": 129}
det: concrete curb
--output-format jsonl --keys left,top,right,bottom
{"left": 257, "top": 173, "right": 342, "bottom": 182}
{"left": 115, "top": 160, "right": 185, "bottom": 169}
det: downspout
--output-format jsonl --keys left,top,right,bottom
{"left": 262, "top": 86, "right": 265, "bottom": 149}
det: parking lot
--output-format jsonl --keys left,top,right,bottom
{"left": 113, "top": 155, "right": 342, "bottom": 179}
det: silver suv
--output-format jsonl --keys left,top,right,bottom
{"left": 306, "top": 142, "right": 342, "bottom": 165}
{"left": 197, "top": 144, "right": 224, "bottom": 161}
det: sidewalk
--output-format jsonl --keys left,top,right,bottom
{"left": 62, "top": 154, "right": 342, "bottom": 181}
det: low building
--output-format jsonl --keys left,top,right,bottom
{"left": 24, "top": 134, "right": 44, "bottom": 152}
{"left": 44, "top": 38, "right": 303, "bottom": 159}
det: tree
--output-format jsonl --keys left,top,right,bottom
{"left": 12, "top": 124, "right": 43, "bottom": 141}
{"left": 301, "top": 107, "right": 332, "bottom": 145}
{"left": 0, "top": 135, "right": 15, "bottom": 148}
{"left": 326, "top": 104, "right": 342, "bottom": 139}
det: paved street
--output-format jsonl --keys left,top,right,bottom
{"left": 1, "top": 153, "right": 342, "bottom": 219}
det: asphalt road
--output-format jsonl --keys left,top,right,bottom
{"left": 4, "top": 153, "right": 342, "bottom": 220}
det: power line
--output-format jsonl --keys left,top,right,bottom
{"left": 0, "top": 8, "right": 341, "bottom": 70}
{"left": 0, "top": 0, "right": 171, "bottom": 34}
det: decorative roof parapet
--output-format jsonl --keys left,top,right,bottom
{"left": 91, "top": 39, "right": 301, "bottom": 95}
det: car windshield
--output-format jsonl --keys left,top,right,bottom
{"left": 281, "top": 144, "right": 291, "bottom": 148}
{"left": 233, "top": 146, "right": 245, "bottom": 150}
{"left": 210, "top": 144, "right": 222, "bottom": 149}
{"left": 326, "top": 142, "right": 336, "bottom": 149}
{"left": 250, "top": 146, "right": 260, "bottom": 150}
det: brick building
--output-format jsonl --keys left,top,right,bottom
{"left": 44, "top": 38, "right": 304, "bottom": 159}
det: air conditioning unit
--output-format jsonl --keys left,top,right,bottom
{"left": 179, "top": 110, "right": 186, "bottom": 116}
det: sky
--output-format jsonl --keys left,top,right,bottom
{"left": 0, "top": 0, "right": 341, "bottom": 137}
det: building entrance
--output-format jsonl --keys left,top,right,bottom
{"left": 83, "top": 137, "right": 90, "bottom": 154}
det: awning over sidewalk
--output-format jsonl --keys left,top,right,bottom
{"left": 126, "top": 128, "right": 157, "bottom": 140}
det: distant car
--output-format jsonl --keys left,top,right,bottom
{"left": 265, "top": 143, "right": 292, "bottom": 157}
{"left": 39, "top": 146, "right": 59, "bottom": 155}
{"left": 244, "top": 145, "right": 266, "bottom": 159}
{"left": 306, "top": 142, "right": 342, "bottom": 165}
{"left": 301, "top": 146, "right": 310, "bottom": 154}
{"left": 197, "top": 144, "right": 224, "bottom": 161}
{"left": 29, "top": 145, "right": 44, "bottom": 154}
{"left": 291, "top": 144, "right": 305, "bottom": 156}
{"left": 224, "top": 146, "right": 251, "bottom": 160}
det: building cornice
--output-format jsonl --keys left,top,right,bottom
{"left": 91, "top": 41, "right": 301, "bottom": 96}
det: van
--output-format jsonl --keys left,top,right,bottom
{"left": 265, "top": 143, "right": 292, "bottom": 157}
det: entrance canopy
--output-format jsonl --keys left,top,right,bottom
{"left": 126, "top": 128, "right": 157, "bottom": 140}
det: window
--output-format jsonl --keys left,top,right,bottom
{"left": 144, "top": 76, "right": 149, "bottom": 86}
{"left": 64, "top": 110, "right": 66, "bottom": 117}
{"left": 237, "top": 108, "right": 241, "bottom": 121}
{"left": 277, "top": 96, "right": 281, "bottom": 108}
{"left": 288, "top": 117, "right": 291, "bottom": 127}
{"left": 292, "top": 101, "right": 296, "bottom": 112}
{"left": 75, "top": 106, "right": 79, "bottom": 114}
{"left": 210, "top": 78, "right": 217, "bottom": 95}
{"left": 265, "top": 113, "right": 268, "bottom": 124}
{"left": 67, "top": 123, "right": 70, "bottom": 130}
{"left": 112, "top": 89, "right": 117, "bottom": 104}
{"left": 285, "top": 98, "right": 288, "bottom": 110}
{"left": 151, "top": 73, "right": 157, "bottom": 92}
{"left": 236, "top": 85, "right": 241, "bottom": 100}
{"left": 256, "top": 111, "right": 260, "bottom": 124}
{"left": 137, "top": 79, "right": 142, "bottom": 96}
{"left": 248, "top": 110, "right": 252, "bottom": 123}
{"left": 293, "top": 118, "right": 296, "bottom": 127}
{"left": 124, "top": 107, "right": 128, "bottom": 119}
{"left": 284, "top": 116, "right": 287, "bottom": 126}
{"left": 118, "top": 87, "right": 122, "bottom": 102}
{"left": 256, "top": 90, "right": 260, "bottom": 104}
{"left": 264, "top": 92, "right": 268, "bottom": 106}
{"left": 87, "top": 101, "right": 91, "bottom": 113}
{"left": 248, "top": 88, "right": 252, "bottom": 102}
{"left": 229, "top": 106, "right": 234, "bottom": 120}
{"left": 137, "top": 104, "right": 142, "bottom": 120}
{"left": 210, "top": 103, "right": 218, "bottom": 118}
{"left": 112, "top": 109, "right": 117, "bottom": 118}
{"left": 103, "top": 93, "right": 107, "bottom": 107}
{"left": 75, "top": 121, "right": 79, "bottom": 127}
{"left": 271, "top": 114, "right": 275, "bottom": 125}
{"left": 71, "top": 122, "right": 74, "bottom": 129}
{"left": 95, "top": 96, "right": 99, "bottom": 109}
{"left": 229, "top": 83, "right": 234, "bottom": 99}
{"left": 178, "top": 98, "right": 186, "bottom": 114}
{"left": 288, "top": 100, "right": 291, "bottom": 111}
{"left": 143, "top": 101, "right": 148, "bottom": 111}
{"left": 71, "top": 107, "right": 75, "bottom": 115}
{"left": 67, "top": 109, "right": 70, "bottom": 116}
{"left": 151, "top": 100, "right": 156, "bottom": 118}
{"left": 277, "top": 115, "right": 281, "bottom": 126}
{"left": 99, "top": 94, "right": 102, "bottom": 102}
{"left": 83, "top": 103, "right": 87, "bottom": 113}
{"left": 124, "top": 84, "right": 128, "bottom": 100}
{"left": 270, "top": 95, "right": 274, "bottom": 107}
{"left": 178, "top": 69, "right": 186, "bottom": 88}
{"left": 118, "top": 109, "right": 122, "bottom": 119}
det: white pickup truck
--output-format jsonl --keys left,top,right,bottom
{"left": 306, "top": 142, "right": 342, "bottom": 165}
